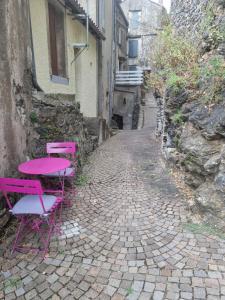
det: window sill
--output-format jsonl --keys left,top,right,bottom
{"left": 50, "top": 75, "right": 69, "bottom": 85}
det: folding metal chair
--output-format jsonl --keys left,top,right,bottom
{"left": 0, "top": 178, "right": 62, "bottom": 256}
{"left": 43, "top": 142, "right": 77, "bottom": 206}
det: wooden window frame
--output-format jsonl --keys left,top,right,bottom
{"left": 47, "top": 0, "right": 69, "bottom": 83}
{"left": 128, "top": 39, "right": 139, "bottom": 58}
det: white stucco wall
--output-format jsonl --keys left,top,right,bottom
{"left": 29, "top": 0, "right": 98, "bottom": 118}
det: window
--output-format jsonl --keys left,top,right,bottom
{"left": 129, "top": 10, "right": 141, "bottom": 30}
{"left": 48, "top": 2, "right": 67, "bottom": 78}
{"left": 129, "top": 39, "right": 139, "bottom": 58}
{"left": 129, "top": 65, "right": 138, "bottom": 71}
{"left": 118, "top": 28, "right": 122, "bottom": 45}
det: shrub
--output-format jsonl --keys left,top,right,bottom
{"left": 200, "top": 2, "right": 225, "bottom": 47}
{"left": 200, "top": 55, "right": 225, "bottom": 103}
{"left": 148, "top": 21, "right": 225, "bottom": 104}
{"left": 147, "top": 25, "right": 199, "bottom": 95}
{"left": 171, "top": 110, "right": 184, "bottom": 125}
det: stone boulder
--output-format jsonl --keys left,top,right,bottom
{"left": 195, "top": 182, "right": 225, "bottom": 219}
{"left": 184, "top": 172, "right": 205, "bottom": 189}
{"left": 165, "top": 88, "right": 189, "bottom": 113}
{"left": 182, "top": 101, "right": 225, "bottom": 140}
{"left": 179, "top": 123, "right": 223, "bottom": 188}
{"left": 180, "top": 123, "right": 222, "bottom": 168}
{"left": 201, "top": 104, "right": 225, "bottom": 139}
{"left": 204, "top": 154, "right": 221, "bottom": 175}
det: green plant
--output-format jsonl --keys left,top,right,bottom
{"left": 200, "top": 55, "right": 225, "bottom": 103}
{"left": 58, "top": 249, "right": 66, "bottom": 255}
{"left": 75, "top": 174, "right": 89, "bottom": 186}
{"left": 166, "top": 73, "right": 187, "bottom": 92}
{"left": 202, "top": 56, "right": 225, "bottom": 79}
{"left": 184, "top": 222, "right": 225, "bottom": 239}
{"left": 200, "top": 2, "right": 225, "bottom": 45}
{"left": 171, "top": 110, "right": 184, "bottom": 125}
{"left": 30, "top": 112, "right": 38, "bottom": 123}
{"left": 173, "top": 135, "right": 181, "bottom": 148}
{"left": 4, "top": 277, "right": 22, "bottom": 290}
{"left": 148, "top": 24, "right": 200, "bottom": 94}
{"left": 149, "top": 20, "right": 225, "bottom": 105}
{"left": 126, "top": 287, "right": 134, "bottom": 296}
{"left": 200, "top": 2, "right": 215, "bottom": 33}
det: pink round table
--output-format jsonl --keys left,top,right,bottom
{"left": 18, "top": 157, "right": 71, "bottom": 175}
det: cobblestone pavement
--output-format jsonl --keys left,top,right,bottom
{"left": 1, "top": 109, "right": 225, "bottom": 299}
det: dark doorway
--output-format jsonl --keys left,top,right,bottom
{"left": 112, "top": 114, "right": 124, "bottom": 129}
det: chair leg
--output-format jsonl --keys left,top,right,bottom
{"left": 11, "top": 216, "right": 26, "bottom": 254}
{"left": 63, "top": 176, "right": 75, "bottom": 207}
{"left": 42, "top": 212, "right": 56, "bottom": 258}
{"left": 59, "top": 175, "right": 72, "bottom": 207}
{"left": 54, "top": 200, "right": 63, "bottom": 236}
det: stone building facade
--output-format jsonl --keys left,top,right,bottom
{"left": 0, "top": 0, "right": 117, "bottom": 228}
{"left": 115, "top": 2, "right": 129, "bottom": 71}
{"left": 121, "top": 0, "right": 165, "bottom": 70}
{"left": 29, "top": 0, "right": 105, "bottom": 141}
{"left": 163, "top": 0, "right": 225, "bottom": 226}
{"left": 96, "top": 0, "right": 116, "bottom": 142}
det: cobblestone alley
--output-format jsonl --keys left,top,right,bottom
{"left": 1, "top": 99, "right": 225, "bottom": 300}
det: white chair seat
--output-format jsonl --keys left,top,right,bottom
{"left": 12, "top": 195, "right": 57, "bottom": 215}
{"left": 43, "top": 167, "right": 75, "bottom": 177}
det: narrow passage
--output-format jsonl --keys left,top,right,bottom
{"left": 1, "top": 96, "right": 225, "bottom": 300}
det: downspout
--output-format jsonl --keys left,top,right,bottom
{"left": 86, "top": 0, "right": 89, "bottom": 47}
{"left": 109, "top": 0, "right": 116, "bottom": 122}
{"left": 28, "top": 0, "right": 43, "bottom": 92}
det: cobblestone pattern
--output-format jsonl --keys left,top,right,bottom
{"left": 1, "top": 124, "right": 225, "bottom": 299}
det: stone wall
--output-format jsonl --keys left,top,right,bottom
{"left": 161, "top": 0, "right": 225, "bottom": 227}
{"left": 170, "top": 0, "right": 209, "bottom": 42}
{"left": 0, "top": 0, "right": 32, "bottom": 177}
{"left": 0, "top": 0, "right": 33, "bottom": 228}
{"left": 30, "top": 92, "right": 98, "bottom": 164}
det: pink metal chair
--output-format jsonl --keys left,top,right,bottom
{"left": 0, "top": 178, "right": 62, "bottom": 256}
{"left": 43, "top": 142, "right": 77, "bottom": 205}
{"left": 46, "top": 142, "right": 77, "bottom": 176}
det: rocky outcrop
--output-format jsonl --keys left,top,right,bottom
{"left": 162, "top": 0, "right": 225, "bottom": 225}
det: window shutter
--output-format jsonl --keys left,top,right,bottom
{"left": 129, "top": 40, "right": 138, "bottom": 58}
{"left": 48, "top": 3, "right": 58, "bottom": 76}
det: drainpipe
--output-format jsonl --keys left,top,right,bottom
{"left": 109, "top": 0, "right": 116, "bottom": 122}
{"left": 28, "top": 0, "right": 43, "bottom": 92}
{"left": 86, "top": 0, "right": 89, "bottom": 47}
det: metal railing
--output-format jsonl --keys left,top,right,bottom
{"left": 115, "top": 70, "right": 143, "bottom": 86}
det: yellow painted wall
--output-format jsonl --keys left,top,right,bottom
{"left": 74, "top": 21, "right": 97, "bottom": 118}
{"left": 29, "top": 0, "right": 98, "bottom": 117}
{"left": 29, "top": 0, "right": 75, "bottom": 94}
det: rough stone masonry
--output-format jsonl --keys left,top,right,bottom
{"left": 162, "top": 0, "right": 225, "bottom": 227}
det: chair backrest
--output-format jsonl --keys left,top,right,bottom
{"left": 46, "top": 142, "right": 76, "bottom": 159}
{"left": 47, "top": 142, "right": 76, "bottom": 154}
{"left": 0, "top": 178, "right": 44, "bottom": 211}
{"left": 0, "top": 178, "right": 43, "bottom": 195}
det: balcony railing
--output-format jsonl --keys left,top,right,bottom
{"left": 115, "top": 70, "right": 143, "bottom": 86}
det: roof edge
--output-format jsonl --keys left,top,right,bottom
{"left": 65, "top": 0, "right": 106, "bottom": 40}
{"left": 117, "top": 2, "right": 129, "bottom": 27}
